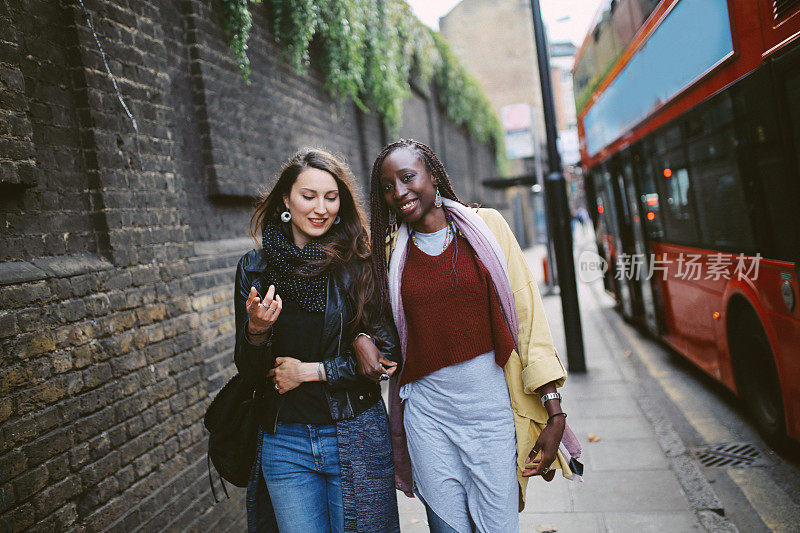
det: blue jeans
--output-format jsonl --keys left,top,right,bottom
{"left": 261, "top": 423, "right": 344, "bottom": 533}
{"left": 422, "top": 497, "right": 475, "bottom": 533}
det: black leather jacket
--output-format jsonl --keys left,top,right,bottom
{"left": 233, "top": 249, "right": 400, "bottom": 433}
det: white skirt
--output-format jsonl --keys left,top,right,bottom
{"left": 401, "top": 352, "right": 518, "bottom": 533}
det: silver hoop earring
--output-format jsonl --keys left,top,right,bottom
{"left": 334, "top": 216, "right": 341, "bottom": 225}
{"left": 434, "top": 188, "right": 443, "bottom": 208}
{"left": 388, "top": 210, "right": 396, "bottom": 225}
{"left": 280, "top": 210, "right": 292, "bottom": 223}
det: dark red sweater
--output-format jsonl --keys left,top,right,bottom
{"left": 400, "top": 235, "right": 515, "bottom": 386}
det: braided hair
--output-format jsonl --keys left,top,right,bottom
{"left": 368, "top": 139, "right": 466, "bottom": 313}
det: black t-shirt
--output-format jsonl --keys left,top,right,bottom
{"left": 273, "top": 299, "right": 333, "bottom": 425}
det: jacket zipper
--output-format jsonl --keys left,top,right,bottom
{"left": 338, "top": 310, "right": 355, "bottom": 415}
{"left": 273, "top": 400, "right": 282, "bottom": 433}
{"left": 337, "top": 309, "right": 343, "bottom": 356}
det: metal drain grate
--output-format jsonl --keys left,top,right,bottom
{"left": 693, "top": 442, "right": 768, "bottom": 468}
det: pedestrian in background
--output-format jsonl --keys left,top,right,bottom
{"left": 576, "top": 206, "right": 590, "bottom": 238}
{"left": 366, "top": 139, "right": 582, "bottom": 532}
{"left": 234, "top": 149, "right": 401, "bottom": 532}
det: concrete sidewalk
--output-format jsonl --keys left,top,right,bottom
{"left": 395, "top": 236, "right": 731, "bottom": 532}
{"left": 515, "top": 243, "right": 707, "bottom": 532}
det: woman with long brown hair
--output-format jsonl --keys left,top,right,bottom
{"left": 367, "top": 139, "right": 582, "bottom": 532}
{"left": 234, "top": 149, "right": 400, "bottom": 532}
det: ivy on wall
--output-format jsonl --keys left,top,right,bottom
{"left": 219, "top": 0, "right": 506, "bottom": 168}
{"left": 219, "top": 0, "right": 262, "bottom": 80}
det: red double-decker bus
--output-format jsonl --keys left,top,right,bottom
{"left": 575, "top": 0, "right": 800, "bottom": 444}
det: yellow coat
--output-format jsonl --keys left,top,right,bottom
{"left": 387, "top": 207, "right": 570, "bottom": 510}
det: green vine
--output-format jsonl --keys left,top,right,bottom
{"left": 219, "top": 0, "right": 262, "bottom": 81}
{"left": 267, "top": 0, "right": 319, "bottom": 71}
{"left": 361, "top": 0, "right": 410, "bottom": 129}
{"left": 219, "top": 0, "right": 506, "bottom": 168}
{"left": 317, "top": 0, "right": 367, "bottom": 107}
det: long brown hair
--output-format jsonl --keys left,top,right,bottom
{"left": 368, "top": 139, "right": 465, "bottom": 313}
{"left": 251, "top": 149, "right": 377, "bottom": 330}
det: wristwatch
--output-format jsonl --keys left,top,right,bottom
{"left": 540, "top": 392, "right": 562, "bottom": 406}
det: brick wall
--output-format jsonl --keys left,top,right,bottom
{"left": 0, "top": 1, "right": 503, "bottom": 530}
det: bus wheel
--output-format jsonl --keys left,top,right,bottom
{"left": 731, "top": 308, "right": 787, "bottom": 446}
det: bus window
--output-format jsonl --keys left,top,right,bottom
{"left": 685, "top": 95, "right": 755, "bottom": 251}
{"left": 785, "top": 69, "right": 800, "bottom": 194}
{"left": 634, "top": 141, "right": 664, "bottom": 241}
{"left": 689, "top": 129, "right": 755, "bottom": 251}
{"left": 685, "top": 92, "right": 734, "bottom": 139}
{"left": 654, "top": 124, "right": 683, "bottom": 153}
{"left": 652, "top": 146, "right": 699, "bottom": 244}
{"left": 781, "top": 68, "right": 800, "bottom": 260}
{"left": 731, "top": 66, "right": 800, "bottom": 261}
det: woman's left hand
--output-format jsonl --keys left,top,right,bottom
{"left": 354, "top": 335, "right": 397, "bottom": 382}
{"left": 268, "top": 357, "right": 308, "bottom": 394}
{"left": 522, "top": 416, "right": 565, "bottom": 480}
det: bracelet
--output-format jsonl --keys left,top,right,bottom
{"left": 354, "top": 332, "right": 373, "bottom": 344}
{"left": 247, "top": 323, "right": 273, "bottom": 341}
{"left": 247, "top": 323, "right": 269, "bottom": 335}
{"left": 547, "top": 412, "right": 567, "bottom": 425}
{"left": 540, "top": 392, "right": 562, "bottom": 406}
{"left": 317, "top": 362, "right": 324, "bottom": 381}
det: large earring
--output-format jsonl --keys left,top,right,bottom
{"left": 334, "top": 216, "right": 341, "bottom": 225}
{"left": 280, "top": 210, "right": 292, "bottom": 223}
{"left": 434, "top": 187, "right": 443, "bottom": 208}
{"left": 388, "top": 210, "right": 397, "bottom": 225}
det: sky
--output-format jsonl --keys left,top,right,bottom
{"left": 407, "top": 0, "right": 608, "bottom": 47}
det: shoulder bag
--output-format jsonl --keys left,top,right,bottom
{"left": 204, "top": 372, "right": 262, "bottom": 499}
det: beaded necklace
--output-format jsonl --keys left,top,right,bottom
{"left": 410, "top": 222, "right": 454, "bottom": 253}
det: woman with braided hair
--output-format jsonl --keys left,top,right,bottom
{"left": 364, "top": 139, "right": 582, "bottom": 532}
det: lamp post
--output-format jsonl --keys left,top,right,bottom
{"left": 530, "top": 0, "right": 586, "bottom": 372}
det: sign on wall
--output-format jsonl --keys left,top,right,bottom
{"left": 501, "top": 103, "right": 535, "bottom": 159}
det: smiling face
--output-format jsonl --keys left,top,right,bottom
{"left": 282, "top": 168, "right": 340, "bottom": 248}
{"left": 379, "top": 147, "right": 446, "bottom": 232}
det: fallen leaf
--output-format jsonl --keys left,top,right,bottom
{"left": 624, "top": 350, "right": 632, "bottom": 357}
{"left": 588, "top": 433, "right": 601, "bottom": 442}
{"left": 537, "top": 525, "right": 558, "bottom": 532}
{"left": 410, "top": 519, "right": 420, "bottom": 524}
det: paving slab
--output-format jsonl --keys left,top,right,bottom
{"left": 568, "top": 415, "right": 657, "bottom": 442}
{"left": 522, "top": 477, "right": 572, "bottom": 513}
{"left": 580, "top": 438, "right": 668, "bottom": 472}
{"left": 397, "top": 493, "right": 428, "bottom": 531}
{"left": 560, "top": 379, "right": 634, "bottom": 399}
{"left": 519, "top": 512, "right": 605, "bottom": 532}
{"left": 565, "top": 359, "right": 625, "bottom": 383}
{"left": 570, "top": 396, "right": 641, "bottom": 418}
{"left": 569, "top": 465, "right": 690, "bottom": 513}
{"left": 604, "top": 511, "right": 702, "bottom": 532}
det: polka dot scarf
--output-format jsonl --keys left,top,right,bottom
{"left": 261, "top": 220, "right": 328, "bottom": 313}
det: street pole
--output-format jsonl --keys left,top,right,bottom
{"left": 530, "top": 0, "right": 586, "bottom": 372}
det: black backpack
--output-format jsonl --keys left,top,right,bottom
{"left": 204, "top": 373, "right": 260, "bottom": 500}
